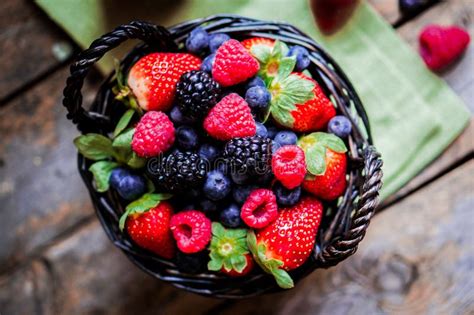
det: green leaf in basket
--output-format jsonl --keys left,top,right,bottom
{"left": 126, "top": 152, "right": 146, "bottom": 169}
{"left": 306, "top": 144, "right": 327, "bottom": 176}
{"left": 73, "top": 133, "right": 114, "bottom": 161}
{"left": 113, "top": 109, "right": 135, "bottom": 138}
{"left": 88, "top": 160, "right": 119, "bottom": 192}
{"left": 112, "top": 128, "right": 134, "bottom": 163}
{"left": 118, "top": 193, "right": 173, "bottom": 231}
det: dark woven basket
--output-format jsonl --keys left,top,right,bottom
{"left": 63, "top": 16, "right": 383, "bottom": 299}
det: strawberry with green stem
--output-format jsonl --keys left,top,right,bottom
{"left": 247, "top": 196, "right": 323, "bottom": 288}
{"left": 298, "top": 132, "right": 348, "bottom": 200}
{"left": 208, "top": 223, "right": 254, "bottom": 277}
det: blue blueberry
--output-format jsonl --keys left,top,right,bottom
{"left": 255, "top": 122, "right": 268, "bottom": 138}
{"left": 328, "top": 115, "right": 352, "bottom": 138}
{"left": 266, "top": 126, "right": 279, "bottom": 139}
{"left": 232, "top": 185, "right": 258, "bottom": 205}
{"left": 176, "top": 126, "right": 199, "bottom": 150}
{"left": 399, "top": 0, "right": 425, "bottom": 15}
{"left": 273, "top": 182, "right": 301, "bottom": 207}
{"left": 245, "top": 76, "right": 266, "bottom": 90}
{"left": 230, "top": 171, "right": 250, "bottom": 185}
{"left": 198, "top": 144, "right": 220, "bottom": 163}
{"left": 220, "top": 203, "right": 243, "bottom": 228}
{"left": 271, "top": 140, "right": 281, "bottom": 154}
{"left": 215, "top": 161, "right": 229, "bottom": 174}
{"left": 209, "top": 33, "right": 230, "bottom": 52}
{"left": 200, "top": 198, "right": 219, "bottom": 213}
{"left": 170, "top": 106, "right": 195, "bottom": 125}
{"left": 185, "top": 27, "right": 209, "bottom": 54}
{"left": 109, "top": 167, "right": 146, "bottom": 200}
{"left": 245, "top": 86, "right": 271, "bottom": 111}
{"left": 203, "top": 170, "right": 232, "bottom": 201}
{"left": 201, "top": 53, "right": 215, "bottom": 73}
{"left": 288, "top": 45, "right": 310, "bottom": 71}
{"left": 274, "top": 131, "right": 298, "bottom": 146}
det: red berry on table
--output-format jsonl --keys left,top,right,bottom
{"left": 203, "top": 93, "right": 256, "bottom": 141}
{"left": 298, "top": 132, "right": 348, "bottom": 201}
{"left": 269, "top": 73, "right": 336, "bottom": 132}
{"left": 127, "top": 52, "right": 202, "bottom": 111}
{"left": 212, "top": 39, "right": 260, "bottom": 86}
{"left": 122, "top": 201, "right": 175, "bottom": 259}
{"left": 131, "top": 111, "right": 175, "bottom": 158}
{"left": 170, "top": 210, "right": 212, "bottom": 254}
{"left": 272, "top": 145, "right": 306, "bottom": 189}
{"left": 208, "top": 223, "right": 254, "bottom": 277}
{"left": 419, "top": 25, "right": 470, "bottom": 71}
{"left": 247, "top": 196, "right": 323, "bottom": 288}
{"left": 241, "top": 189, "right": 278, "bottom": 229}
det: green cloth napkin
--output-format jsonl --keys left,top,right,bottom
{"left": 36, "top": 0, "right": 470, "bottom": 200}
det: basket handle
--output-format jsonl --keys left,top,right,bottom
{"left": 316, "top": 145, "right": 383, "bottom": 267}
{"left": 63, "top": 20, "right": 176, "bottom": 132}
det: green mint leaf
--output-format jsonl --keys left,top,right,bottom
{"left": 114, "top": 59, "right": 125, "bottom": 89}
{"left": 114, "top": 109, "right": 135, "bottom": 138}
{"left": 88, "top": 161, "right": 119, "bottom": 192}
{"left": 112, "top": 128, "right": 135, "bottom": 163}
{"left": 306, "top": 144, "right": 327, "bottom": 176}
{"left": 74, "top": 134, "right": 114, "bottom": 161}
{"left": 127, "top": 152, "right": 146, "bottom": 169}
{"left": 277, "top": 57, "right": 296, "bottom": 79}
{"left": 119, "top": 193, "right": 173, "bottom": 231}
{"left": 146, "top": 179, "right": 155, "bottom": 193}
{"left": 251, "top": 44, "right": 272, "bottom": 63}
{"left": 314, "top": 132, "right": 347, "bottom": 153}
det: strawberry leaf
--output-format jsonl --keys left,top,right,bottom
{"left": 313, "top": 132, "right": 347, "bottom": 153}
{"left": 306, "top": 144, "right": 327, "bottom": 176}
{"left": 74, "top": 134, "right": 114, "bottom": 161}
{"left": 269, "top": 74, "right": 315, "bottom": 128}
{"left": 114, "top": 109, "right": 135, "bottom": 138}
{"left": 208, "top": 223, "right": 249, "bottom": 273}
{"left": 88, "top": 161, "right": 119, "bottom": 192}
{"left": 277, "top": 57, "right": 296, "bottom": 79}
{"left": 250, "top": 45, "right": 272, "bottom": 63}
{"left": 119, "top": 193, "right": 172, "bottom": 230}
{"left": 246, "top": 231, "right": 294, "bottom": 289}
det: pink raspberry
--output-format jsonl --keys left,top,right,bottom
{"left": 170, "top": 210, "right": 212, "bottom": 253}
{"left": 272, "top": 145, "right": 306, "bottom": 189}
{"left": 241, "top": 189, "right": 278, "bottom": 229}
{"left": 131, "top": 111, "right": 175, "bottom": 158}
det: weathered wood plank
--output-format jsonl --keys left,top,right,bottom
{"left": 0, "top": 67, "right": 97, "bottom": 270}
{"left": 0, "top": 220, "right": 221, "bottom": 315}
{"left": 215, "top": 161, "right": 474, "bottom": 314}
{"left": 0, "top": 0, "right": 74, "bottom": 102}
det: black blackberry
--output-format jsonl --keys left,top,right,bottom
{"left": 176, "top": 70, "right": 221, "bottom": 120}
{"left": 223, "top": 136, "right": 272, "bottom": 175}
{"left": 146, "top": 151, "right": 207, "bottom": 193}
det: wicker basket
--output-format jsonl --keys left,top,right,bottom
{"left": 63, "top": 16, "right": 383, "bottom": 298}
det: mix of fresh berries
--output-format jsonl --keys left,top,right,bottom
{"left": 74, "top": 27, "right": 354, "bottom": 289}
{"left": 419, "top": 25, "right": 470, "bottom": 71}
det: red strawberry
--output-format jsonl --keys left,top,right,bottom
{"left": 270, "top": 73, "right": 335, "bottom": 132}
{"left": 120, "top": 199, "right": 175, "bottom": 259}
{"left": 203, "top": 93, "right": 256, "bottom": 140}
{"left": 208, "top": 223, "right": 254, "bottom": 276}
{"left": 212, "top": 39, "right": 260, "bottom": 86}
{"left": 247, "top": 196, "right": 323, "bottom": 288}
{"left": 298, "top": 132, "right": 348, "bottom": 201}
{"left": 272, "top": 145, "right": 306, "bottom": 189}
{"left": 241, "top": 37, "right": 275, "bottom": 51}
{"left": 419, "top": 25, "right": 470, "bottom": 71}
{"left": 241, "top": 189, "right": 278, "bottom": 229}
{"left": 128, "top": 53, "right": 201, "bottom": 111}
{"left": 222, "top": 254, "right": 254, "bottom": 277}
{"left": 132, "top": 111, "right": 175, "bottom": 158}
{"left": 170, "top": 210, "right": 212, "bottom": 254}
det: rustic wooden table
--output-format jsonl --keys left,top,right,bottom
{"left": 0, "top": 1, "right": 472, "bottom": 314}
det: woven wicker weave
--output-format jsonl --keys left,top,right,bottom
{"left": 63, "top": 16, "right": 383, "bottom": 298}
